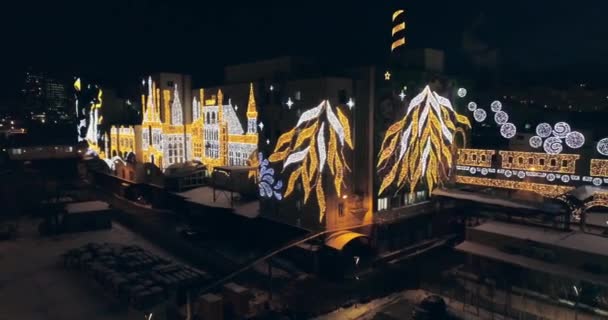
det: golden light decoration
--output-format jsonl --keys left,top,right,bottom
{"left": 455, "top": 176, "right": 573, "bottom": 198}
{"left": 590, "top": 159, "right": 608, "bottom": 177}
{"left": 499, "top": 151, "right": 579, "bottom": 174}
{"left": 457, "top": 149, "right": 495, "bottom": 167}
{"left": 377, "top": 86, "right": 471, "bottom": 196}
{"left": 269, "top": 100, "right": 353, "bottom": 222}
{"left": 391, "top": 9, "right": 406, "bottom": 52}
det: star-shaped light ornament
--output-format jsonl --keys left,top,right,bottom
{"left": 346, "top": 98, "right": 355, "bottom": 110}
{"left": 258, "top": 122, "right": 264, "bottom": 131}
{"left": 286, "top": 97, "right": 294, "bottom": 109}
{"left": 399, "top": 90, "right": 406, "bottom": 101}
{"left": 384, "top": 71, "right": 391, "bottom": 80}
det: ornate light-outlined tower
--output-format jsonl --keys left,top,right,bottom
{"left": 171, "top": 84, "right": 183, "bottom": 125}
{"left": 217, "top": 89, "right": 228, "bottom": 165}
{"left": 246, "top": 83, "right": 258, "bottom": 135}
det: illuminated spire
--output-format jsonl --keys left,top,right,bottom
{"left": 171, "top": 84, "right": 183, "bottom": 125}
{"left": 246, "top": 83, "right": 258, "bottom": 134}
{"left": 247, "top": 83, "right": 257, "bottom": 118}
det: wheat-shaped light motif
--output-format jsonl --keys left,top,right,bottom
{"left": 268, "top": 100, "right": 353, "bottom": 222}
{"left": 377, "top": 85, "right": 471, "bottom": 196}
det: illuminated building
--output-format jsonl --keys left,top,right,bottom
{"left": 104, "top": 74, "right": 258, "bottom": 173}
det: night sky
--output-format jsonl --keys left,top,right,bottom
{"left": 1, "top": 0, "right": 608, "bottom": 96}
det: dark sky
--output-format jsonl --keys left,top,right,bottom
{"left": 1, "top": 0, "right": 608, "bottom": 96}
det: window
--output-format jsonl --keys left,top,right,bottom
{"left": 539, "top": 158, "right": 545, "bottom": 166}
{"left": 528, "top": 158, "right": 534, "bottom": 165}
{"left": 338, "top": 203, "right": 345, "bottom": 217}
{"left": 481, "top": 155, "right": 486, "bottom": 162}
{"left": 518, "top": 157, "right": 523, "bottom": 164}
{"left": 377, "top": 197, "right": 389, "bottom": 211}
{"left": 562, "top": 160, "right": 568, "bottom": 167}
{"left": 472, "top": 154, "right": 477, "bottom": 161}
{"left": 508, "top": 156, "right": 513, "bottom": 164}
{"left": 550, "top": 159, "right": 557, "bottom": 166}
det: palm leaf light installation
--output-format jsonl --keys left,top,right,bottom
{"left": 377, "top": 86, "right": 471, "bottom": 196}
{"left": 269, "top": 100, "right": 353, "bottom": 222}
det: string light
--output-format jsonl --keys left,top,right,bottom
{"left": 552, "top": 122, "right": 571, "bottom": 138}
{"left": 286, "top": 97, "right": 294, "bottom": 109}
{"left": 500, "top": 123, "right": 517, "bottom": 139}
{"left": 347, "top": 97, "right": 355, "bottom": 110}
{"left": 474, "top": 108, "right": 487, "bottom": 122}
{"left": 494, "top": 111, "right": 509, "bottom": 125}
{"left": 455, "top": 176, "right": 573, "bottom": 198}
{"left": 457, "top": 88, "right": 467, "bottom": 98}
{"left": 565, "top": 131, "right": 585, "bottom": 149}
{"left": 536, "top": 123, "right": 552, "bottom": 138}
{"left": 529, "top": 136, "right": 543, "bottom": 148}
{"left": 543, "top": 136, "right": 563, "bottom": 155}
{"left": 467, "top": 102, "right": 477, "bottom": 111}
{"left": 490, "top": 100, "right": 502, "bottom": 112}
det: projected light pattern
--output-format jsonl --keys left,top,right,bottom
{"left": 494, "top": 111, "right": 509, "bottom": 125}
{"left": 269, "top": 100, "right": 353, "bottom": 222}
{"left": 529, "top": 136, "right": 543, "bottom": 148}
{"left": 598, "top": 138, "right": 608, "bottom": 156}
{"left": 473, "top": 108, "right": 487, "bottom": 122}
{"left": 467, "top": 102, "right": 477, "bottom": 111}
{"left": 377, "top": 85, "right": 471, "bottom": 196}
{"left": 490, "top": 100, "right": 502, "bottom": 112}
{"left": 536, "top": 123, "right": 553, "bottom": 138}
{"left": 257, "top": 152, "right": 283, "bottom": 200}
{"left": 500, "top": 123, "right": 517, "bottom": 139}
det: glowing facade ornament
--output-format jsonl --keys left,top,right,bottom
{"left": 377, "top": 86, "right": 471, "bottom": 196}
{"left": 547, "top": 173, "right": 556, "bottom": 182}
{"left": 286, "top": 97, "right": 294, "bottom": 109}
{"left": 257, "top": 153, "right": 283, "bottom": 200}
{"left": 594, "top": 178, "right": 603, "bottom": 186}
{"left": 473, "top": 108, "right": 487, "bottom": 122}
{"left": 490, "top": 100, "right": 502, "bottom": 112}
{"left": 457, "top": 88, "right": 467, "bottom": 98}
{"left": 346, "top": 97, "right": 355, "bottom": 110}
{"left": 529, "top": 136, "right": 543, "bottom": 148}
{"left": 597, "top": 138, "right": 608, "bottom": 156}
{"left": 500, "top": 123, "right": 516, "bottom": 139}
{"left": 384, "top": 71, "right": 391, "bottom": 80}
{"left": 258, "top": 122, "right": 264, "bottom": 131}
{"left": 517, "top": 171, "right": 526, "bottom": 179}
{"left": 170, "top": 84, "right": 183, "bottom": 125}
{"left": 536, "top": 123, "right": 553, "bottom": 138}
{"left": 504, "top": 170, "right": 513, "bottom": 177}
{"left": 467, "top": 102, "right": 477, "bottom": 111}
{"left": 552, "top": 122, "right": 571, "bottom": 138}
{"left": 565, "top": 131, "right": 585, "bottom": 149}
{"left": 561, "top": 175, "right": 570, "bottom": 183}
{"left": 543, "top": 136, "right": 563, "bottom": 155}
{"left": 269, "top": 100, "right": 353, "bottom": 222}
{"left": 494, "top": 111, "right": 508, "bottom": 125}
{"left": 399, "top": 91, "right": 406, "bottom": 101}
{"left": 391, "top": 9, "right": 406, "bottom": 52}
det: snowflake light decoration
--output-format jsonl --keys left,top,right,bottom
{"left": 490, "top": 100, "right": 502, "bottom": 112}
{"left": 467, "top": 102, "right": 477, "bottom": 111}
{"left": 565, "top": 131, "right": 585, "bottom": 149}
{"left": 494, "top": 111, "right": 509, "bottom": 125}
{"left": 543, "top": 136, "right": 563, "bottom": 155}
{"left": 597, "top": 138, "right": 608, "bottom": 156}
{"left": 473, "top": 108, "right": 487, "bottom": 122}
{"left": 529, "top": 136, "right": 543, "bottom": 148}
{"left": 500, "top": 123, "right": 517, "bottom": 139}
{"left": 504, "top": 170, "right": 513, "bottom": 178}
{"left": 547, "top": 173, "right": 556, "bottom": 182}
{"left": 517, "top": 171, "right": 526, "bottom": 179}
{"left": 457, "top": 88, "right": 467, "bottom": 98}
{"left": 257, "top": 153, "right": 283, "bottom": 200}
{"left": 561, "top": 175, "right": 570, "bottom": 183}
{"left": 536, "top": 123, "right": 553, "bottom": 138}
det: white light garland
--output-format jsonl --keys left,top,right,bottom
{"left": 593, "top": 178, "right": 603, "bottom": 186}
{"left": 517, "top": 171, "right": 526, "bottom": 179}
{"left": 529, "top": 136, "right": 543, "bottom": 148}
{"left": 561, "top": 175, "right": 570, "bottom": 183}
{"left": 565, "top": 131, "right": 585, "bottom": 149}
{"left": 457, "top": 88, "right": 467, "bottom": 98}
{"left": 552, "top": 122, "right": 571, "bottom": 138}
{"left": 543, "top": 136, "right": 563, "bottom": 155}
{"left": 500, "top": 123, "right": 517, "bottom": 139}
{"left": 597, "top": 138, "right": 608, "bottom": 156}
{"left": 473, "top": 108, "right": 487, "bottom": 122}
{"left": 547, "top": 173, "right": 556, "bottom": 182}
{"left": 536, "top": 123, "right": 553, "bottom": 138}
{"left": 494, "top": 111, "right": 509, "bottom": 125}
{"left": 504, "top": 170, "right": 513, "bottom": 178}
{"left": 490, "top": 100, "right": 502, "bottom": 112}
{"left": 467, "top": 102, "right": 477, "bottom": 111}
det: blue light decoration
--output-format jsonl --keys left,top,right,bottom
{"left": 257, "top": 152, "right": 283, "bottom": 200}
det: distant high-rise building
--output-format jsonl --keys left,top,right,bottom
{"left": 21, "top": 71, "right": 70, "bottom": 123}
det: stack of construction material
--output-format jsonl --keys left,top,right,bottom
{"left": 62, "top": 242, "right": 210, "bottom": 311}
